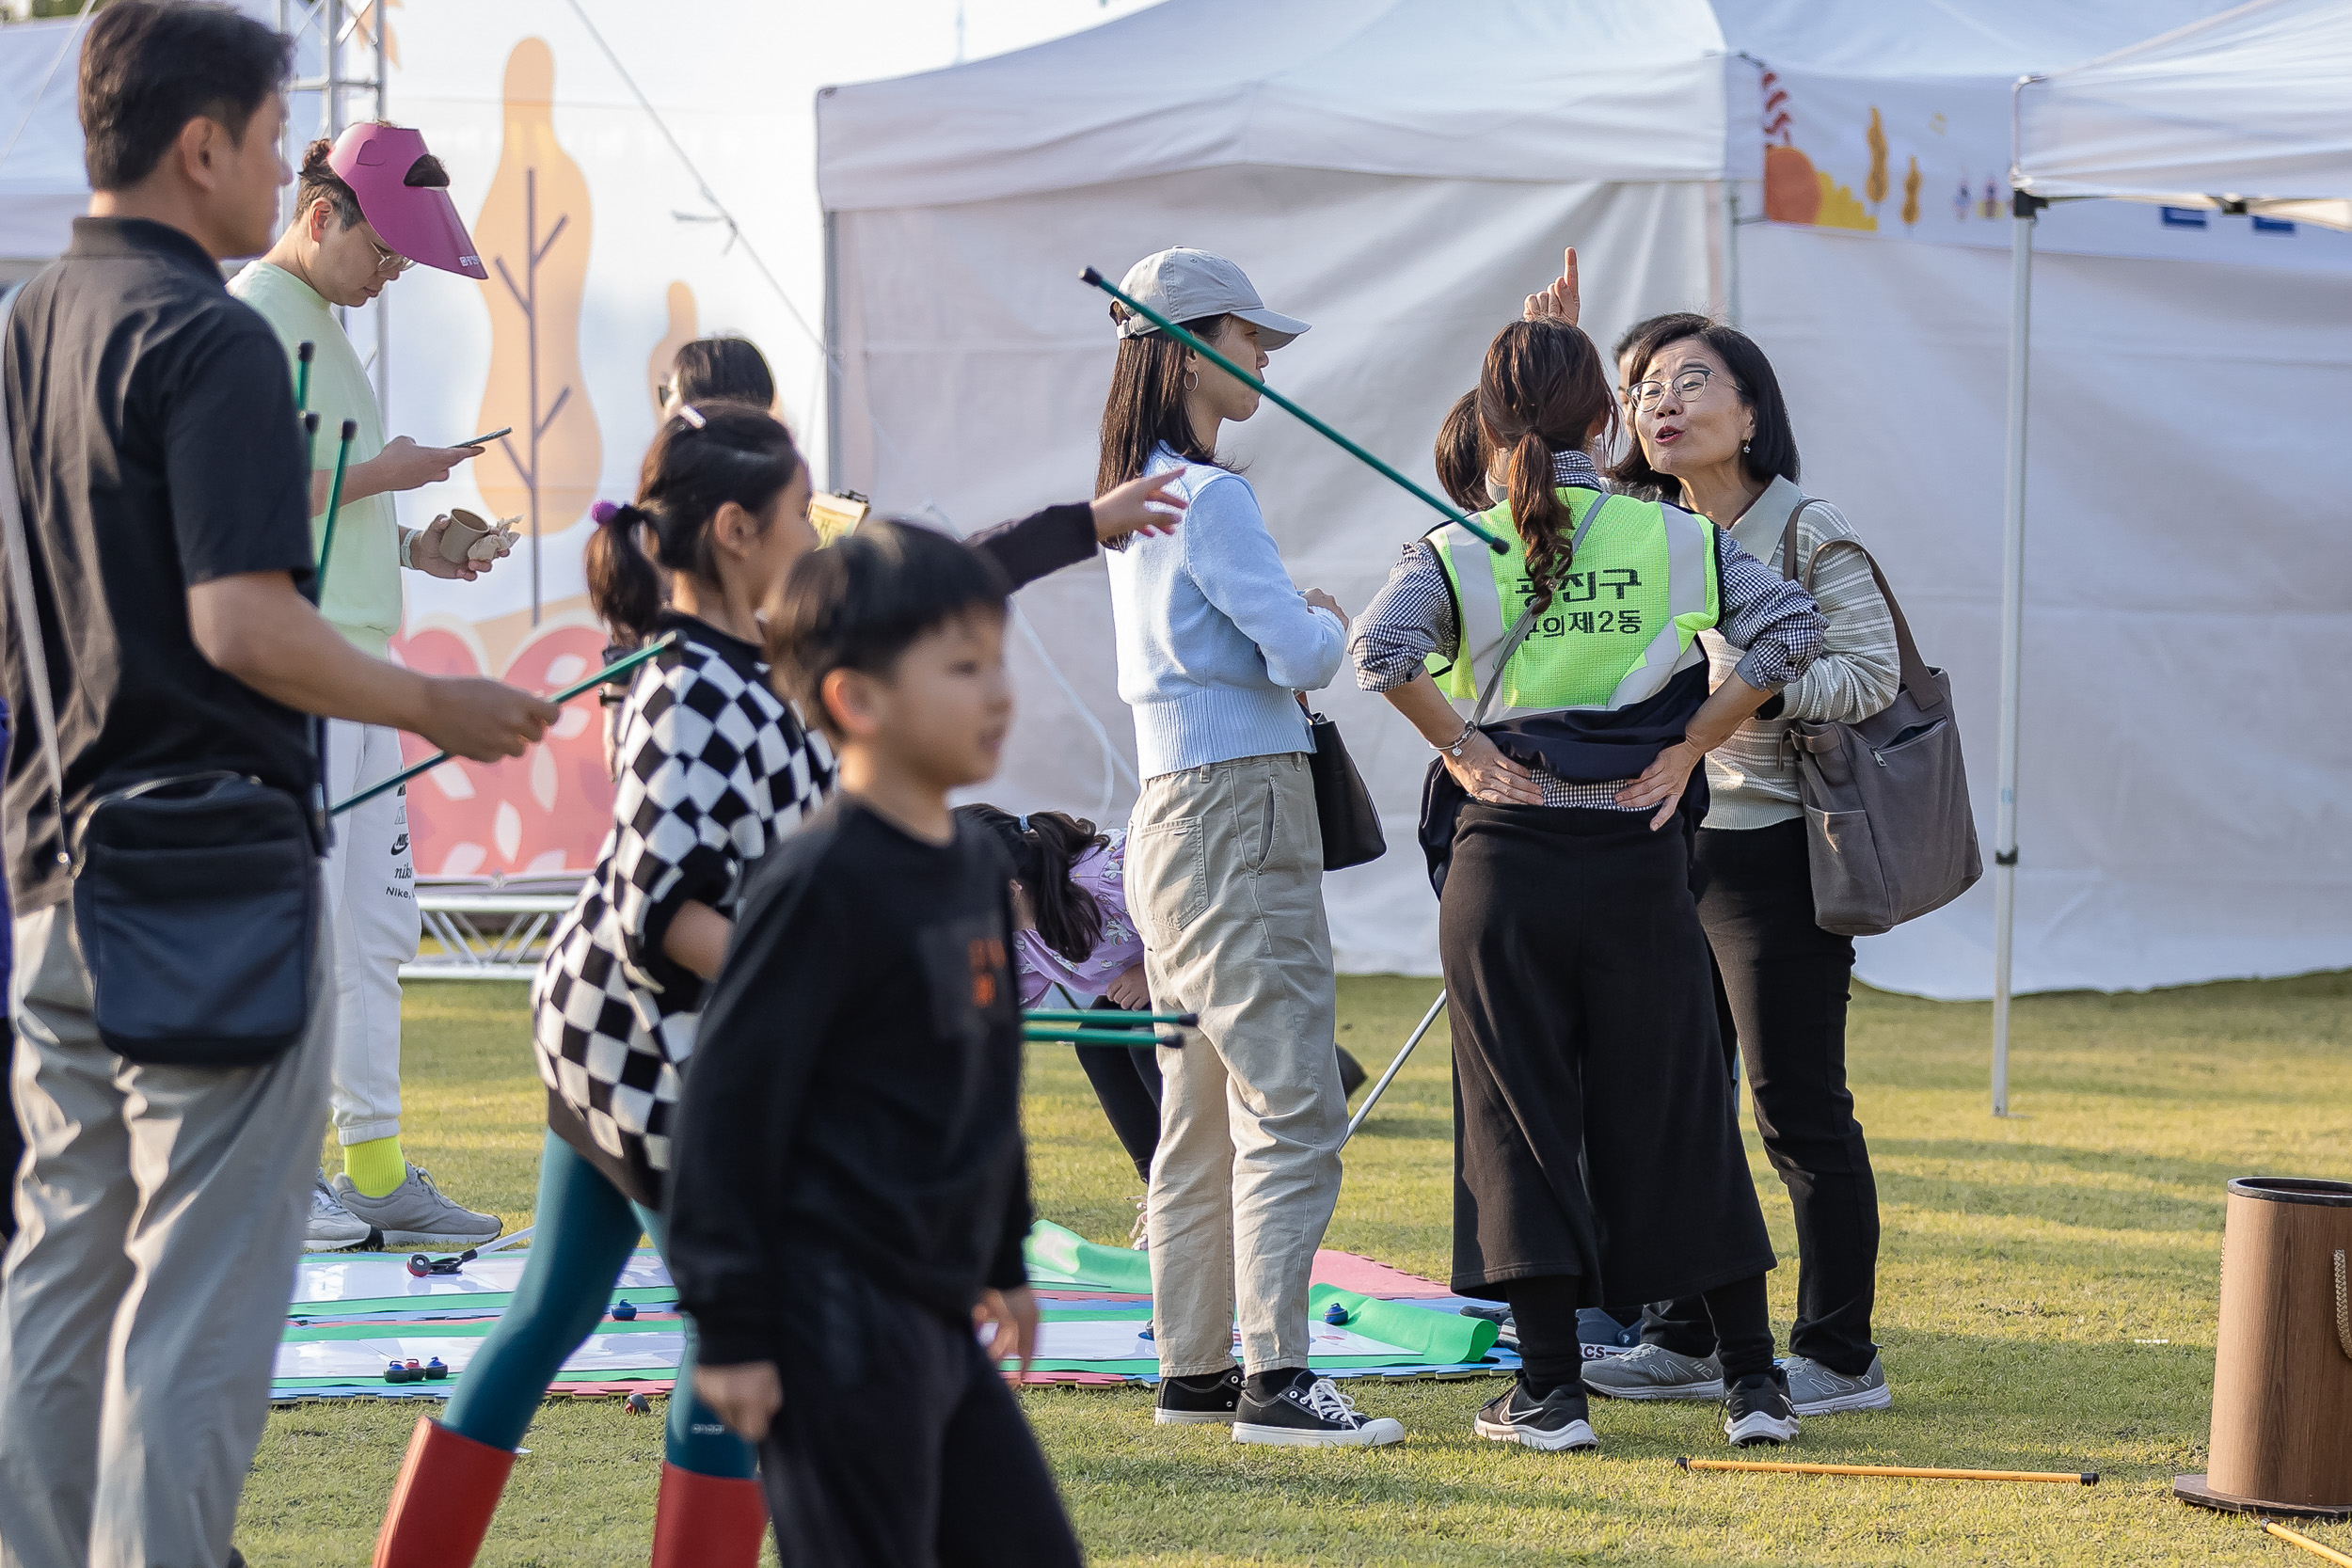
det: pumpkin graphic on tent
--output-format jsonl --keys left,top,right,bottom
{"left": 1756, "top": 71, "right": 1876, "bottom": 232}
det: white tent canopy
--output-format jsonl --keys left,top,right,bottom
{"left": 0, "top": 18, "right": 94, "bottom": 262}
{"left": 2015, "top": 0, "right": 2352, "bottom": 228}
{"left": 821, "top": 0, "right": 2352, "bottom": 1006}
{"left": 1982, "top": 0, "right": 2352, "bottom": 1105}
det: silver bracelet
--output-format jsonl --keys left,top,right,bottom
{"left": 1434, "top": 720, "right": 1476, "bottom": 759}
{"left": 398, "top": 529, "right": 417, "bottom": 570}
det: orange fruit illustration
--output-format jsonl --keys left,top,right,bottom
{"left": 1765, "top": 145, "right": 1822, "bottom": 225}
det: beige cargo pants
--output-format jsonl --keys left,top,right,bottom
{"left": 1127, "top": 752, "right": 1344, "bottom": 1378}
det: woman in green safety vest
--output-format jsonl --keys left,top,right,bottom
{"left": 1348, "top": 318, "right": 1827, "bottom": 1453}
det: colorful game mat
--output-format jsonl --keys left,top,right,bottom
{"left": 275, "top": 1220, "right": 1518, "bottom": 1402}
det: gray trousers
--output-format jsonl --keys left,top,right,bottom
{"left": 1130, "top": 752, "right": 1344, "bottom": 1378}
{"left": 0, "top": 894, "right": 330, "bottom": 1568}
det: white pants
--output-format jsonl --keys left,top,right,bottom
{"left": 323, "top": 719, "right": 421, "bottom": 1146}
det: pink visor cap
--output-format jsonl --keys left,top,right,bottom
{"left": 327, "top": 124, "right": 486, "bottom": 280}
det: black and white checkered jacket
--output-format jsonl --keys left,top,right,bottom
{"left": 532, "top": 612, "right": 834, "bottom": 1202}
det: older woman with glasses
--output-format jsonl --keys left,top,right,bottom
{"left": 1572, "top": 314, "right": 1904, "bottom": 1420}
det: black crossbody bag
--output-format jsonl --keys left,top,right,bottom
{"left": 1295, "top": 692, "right": 1386, "bottom": 871}
{"left": 0, "top": 282, "right": 319, "bottom": 1066}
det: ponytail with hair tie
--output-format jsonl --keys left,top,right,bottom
{"left": 1479, "top": 318, "right": 1613, "bottom": 616}
{"left": 583, "top": 402, "right": 804, "bottom": 645}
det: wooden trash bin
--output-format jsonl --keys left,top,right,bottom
{"left": 2175, "top": 1177, "right": 2352, "bottom": 1520}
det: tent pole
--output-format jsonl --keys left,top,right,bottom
{"left": 1723, "top": 181, "right": 1742, "bottom": 328}
{"left": 822, "top": 209, "right": 844, "bottom": 494}
{"left": 1992, "top": 193, "right": 2042, "bottom": 1117}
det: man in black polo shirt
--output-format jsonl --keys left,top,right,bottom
{"left": 0, "top": 8, "right": 555, "bottom": 1565}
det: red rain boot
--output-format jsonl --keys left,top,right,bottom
{"left": 373, "top": 1416, "right": 517, "bottom": 1568}
{"left": 649, "top": 1462, "right": 770, "bottom": 1568}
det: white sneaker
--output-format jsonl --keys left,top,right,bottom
{"left": 1783, "top": 1353, "right": 1893, "bottom": 1415}
{"left": 1128, "top": 1195, "right": 1150, "bottom": 1251}
{"left": 306, "top": 1172, "right": 372, "bottom": 1250}
{"left": 331, "top": 1165, "right": 501, "bottom": 1248}
{"left": 1232, "top": 1371, "right": 1406, "bottom": 1449}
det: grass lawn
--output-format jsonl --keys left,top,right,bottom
{"left": 243, "top": 971, "right": 2352, "bottom": 1566}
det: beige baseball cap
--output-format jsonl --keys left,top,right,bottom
{"left": 1116, "top": 248, "right": 1311, "bottom": 350}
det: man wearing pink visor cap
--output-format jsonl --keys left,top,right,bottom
{"left": 231, "top": 122, "right": 506, "bottom": 1252}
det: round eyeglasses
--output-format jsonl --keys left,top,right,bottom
{"left": 1629, "top": 365, "right": 1727, "bottom": 413}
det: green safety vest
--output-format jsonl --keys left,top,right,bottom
{"left": 1427, "top": 488, "right": 1721, "bottom": 719}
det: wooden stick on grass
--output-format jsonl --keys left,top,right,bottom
{"left": 1676, "top": 1457, "right": 2097, "bottom": 1485}
{"left": 2266, "top": 1522, "right": 2352, "bottom": 1567}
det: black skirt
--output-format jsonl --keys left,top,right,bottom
{"left": 1440, "top": 801, "right": 1774, "bottom": 1306}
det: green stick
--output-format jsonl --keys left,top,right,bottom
{"left": 1023, "top": 1026, "right": 1184, "bottom": 1050}
{"left": 329, "top": 634, "right": 680, "bottom": 816}
{"left": 1081, "top": 267, "right": 1508, "bottom": 554}
{"left": 313, "top": 419, "right": 357, "bottom": 600}
{"left": 302, "top": 411, "right": 321, "bottom": 485}
{"left": 1022, "top": 1008, "right": 1198, "bottom": 1027}
{"left": 294, "top": 340, "right": 314, "bottom": 415}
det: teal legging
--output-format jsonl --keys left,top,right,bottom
{"left": 441, "top": 1132, "right": 754, "bottom": 1478}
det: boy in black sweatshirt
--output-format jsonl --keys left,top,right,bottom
{"left": 668, "top": 520, "right": 1082, "bottom": 1567}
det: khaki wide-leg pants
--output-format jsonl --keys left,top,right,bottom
{"left": 1128, "top": 752, "right": 1343, "bottom": 1379}
{"left": 0, "top": 893, "right": 331, "bottom": 1568}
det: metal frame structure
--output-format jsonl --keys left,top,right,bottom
{"left": 403, "top": 873, "right": 583, "bottom": 981}
{"left": 277, "top": 0, "right": 390, "bottom": 420}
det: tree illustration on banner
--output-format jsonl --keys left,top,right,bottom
{"left": 393, "top": 615, "right": 617, "bottom": 877}
{"left": 474, "top": 37, "right": 600, "bottom": 626}
{"left": 647, "top": 281, "right": 697, "bottom": 420}
{"left": 1864, "top": 107, "right": 1888, "bottom": 212}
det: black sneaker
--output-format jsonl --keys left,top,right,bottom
{"left": 1723, "top": 1368, "right": 1802, "bottom": 1447}
{"left": 1233, "top": 1370, "right": 1405, "bottom": 1448}
{"left": 1153, "top": 1366, "right": 1244, "bottom": 1426}
{"left": 1472, "top": 1378, "right": 1598, "bottom": 1451}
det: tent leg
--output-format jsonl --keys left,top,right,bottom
{"left": 822, "top": 209, "right": 843, "bottom": 494}
{"left": 1993, "top": 194, "right": 2042, "bottom": 1118}
{"left": 1342, "top": 990, "right": 1446, "bottom": 1148}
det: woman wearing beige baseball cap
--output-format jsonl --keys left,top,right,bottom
{"left": 1095, "top": 249, "right": 1404, "bottom": 1449}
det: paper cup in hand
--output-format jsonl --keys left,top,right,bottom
{"left": 437, "top": 509, "right": 494, "bottom": 564}
{"left": 466, "top": 518, "right": 520, "bottom": 563}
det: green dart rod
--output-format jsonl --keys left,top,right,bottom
{"left": 1023, "top": 1026, "right": 1184, "bottom": 1050}
{"left": 313, "top": 419, "right": 357, "bottom": 601}
{"left": 294, "top": 340, "right": 314, "bottom": 414}
{"left": 1023, "top": 1008, "right": 1198, "bottom": 1028}
{"left": 329, "top": 633, "right": 680, "bottom": 816}
{"left": 1081, "top": 267, "right": 1508, "bottom": 554}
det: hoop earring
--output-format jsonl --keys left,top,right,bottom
{"left": 1183, "top": 369, "right": 1200, "bottom": 392}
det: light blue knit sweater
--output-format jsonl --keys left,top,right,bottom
{"left": 1103, "top": 449, "right": 1346, "bottom": 780}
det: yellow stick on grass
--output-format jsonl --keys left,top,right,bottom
{"left": 1676, "top": 1457, "right": 2097, "bottom": 1485}
{"left": 2267, "top": 1522, "right": 2352, "bottom": 1568}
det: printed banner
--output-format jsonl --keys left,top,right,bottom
{"left": 1752, "top": 65, "right": 2352, "bottom": 271}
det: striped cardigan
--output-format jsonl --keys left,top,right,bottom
{"left": 1699, "top": 475, "right": 1900, "bottom": 830}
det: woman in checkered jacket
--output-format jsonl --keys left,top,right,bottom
{"left": 375, "top": 403, "right": 1194, "bottom": 1568}
{"left": 375, "top": 404, "right": 814, "bottom": 1566}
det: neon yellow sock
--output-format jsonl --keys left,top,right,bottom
{"left": 343, "top": 1137, "right": 407, "bottom": 1199}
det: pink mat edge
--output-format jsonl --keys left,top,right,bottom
{"left": 1311, "top": 1248, "right": 1450, "bottom": 1298}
